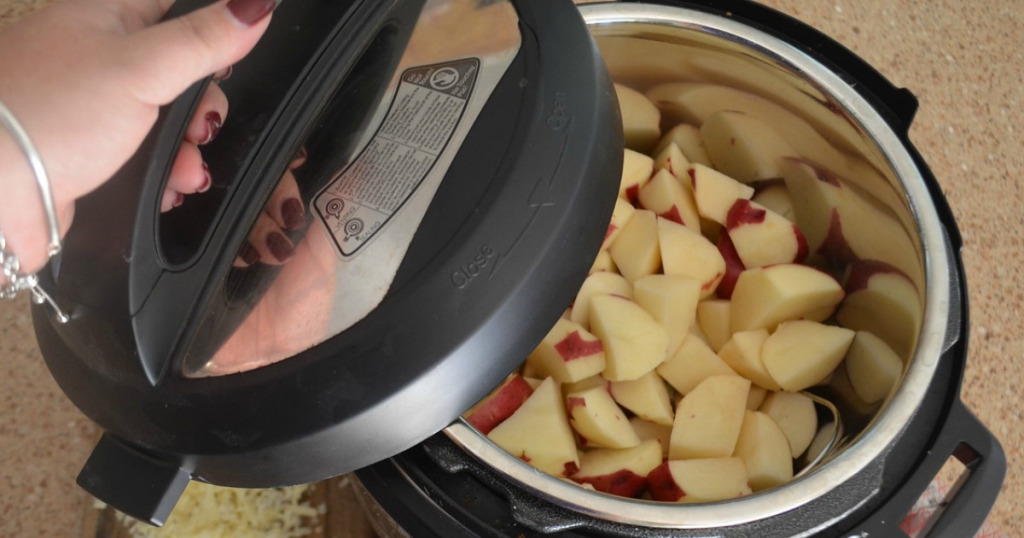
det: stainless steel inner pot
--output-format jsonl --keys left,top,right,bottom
{"left": 441, "top": 2, "right": 960, "bottom": 529}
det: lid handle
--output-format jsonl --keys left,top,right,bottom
{"left": 77, "top": 433, "right": 191, "bottom": 526}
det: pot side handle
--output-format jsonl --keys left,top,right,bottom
{"left": 854, "top": 399, "right": 1005, "bottom": 537}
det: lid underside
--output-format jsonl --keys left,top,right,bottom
{"left": 33, "top": 0, "right": 622, "bottom": 523}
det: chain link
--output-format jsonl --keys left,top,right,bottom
{"left": 0, "top": 232, "right": 38, "bottom": 299}
{"left": 0, "top": 232, "right": 67, "bottom": 321}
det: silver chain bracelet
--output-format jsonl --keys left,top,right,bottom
{"left": 0, "top": 231, "right": 38, "bottom": 297}
{"left": 0, "top": 99, "right": 69, "bottom": 322}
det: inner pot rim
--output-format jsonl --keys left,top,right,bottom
{"left": 445, "top": 2, "right": 958, "bottom": 529}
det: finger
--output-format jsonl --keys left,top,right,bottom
{"left": 127, "top": 0, "right": 276, "bottom": 105}
{"left": 246, "top": 213, "right": 294, "bottom": 265}
{"left": 184, "top": 83, "right": 228, "bottom": 145}
{"left": 233, "top": 238, "right": 261, "bottom": 267}
{"left": 288, "top": 146, "right": 307, "bottom": 170}
{"left": 161, "top": 189, "right": 185, "bottom": 212}
{"left": 162, "top": 141, "right": 210, "bottom": 212}
{"left": 264, "top": 171, "right": 305, "bottom": 231}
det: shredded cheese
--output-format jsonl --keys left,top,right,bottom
{"left": 98, "top": 481, "right": 321, "bottom": 538}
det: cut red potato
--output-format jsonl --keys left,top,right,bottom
{"left": 609, "top": 209, "right": 661, "bottom": 282}
{"left": 571, "top": 439, "right": 664, "bottom": 498}
{"left": 652, "top": 141, "right": 692, "bottom": 181}
{"left": 658, "top": 216, "right": 725, "bottom": 298}
{"left": 567, "top": 385, "right": 641, "bottom": 449}
{"left": 630, "top": 417, "right": 673, "bottom": 457}
{"left": 633, "top": 274, "right": 701, "bottom": 356}
{"left": 601, "top": 197, "right": 637, "bottom": 251}
{"left": 463, "top": 373, "right": 533, "bottom": 435}
{"left": 615, "top": 82, "right": 661, "bottom": 152}
{"left": 610, "top": 370, "right": 675, "bottom": 426}
{"left": 669, "top": 374, "right": 750, "bottom": 460}
{"left": 657, "top": 332, "right": 736, "bottom": 395}
{"left": 780, "top": 157, "right": 923, "bottom": 291}
{"left": 730, "top": 263, "right": 845, "bottom": 333}
{"left": 638, "top": 168, "right": 701, "bottom": 233}
{"left": 752, "top": 182, "right": 796, "bottom": 223}
{"left": 836, "top": 260, "right": 922, "bottom": 360}
{"left": 588, "top": 294, "right": 669, "bottom": 382}
{"left": 732, "top": 410, "right": 794, "bottom": 491}
{"left": 761, "top": 320, "right": 856, "bottom": 392}
{"left": 525, "top": 318, "right": 607, "bottom": 384}
{"left": 647, "top": 458, "right": 752, "bottom": 503}
{"left": 718, "top": 329, "right": 781, "bottom": 391}
{"left": 570, "top": 271, "right": 633, "bottom": 329}
{"left": 759, "top": 390, "right": 817, "bottom": 458}
{"left": 777, "top": 157, "right": 843, "bottom": 255}
{"left": 487, "top": 377, "right": 579, "bottom": 477}
{"left": 654, "top": 123, "right": 713, "bottom": 167}
{"left": 620, "top": 148, "right": 655, "bottom": 203}
{"left": 696, "top": 299, "right": 732, "bottom": 352}
{"left": 725, "top": 199, "right": 808, "bottom": 268}
{"left": 688, "top": 163, "right": 755, "bottom": 225}
{"left": 844, "top": 330, "right": 904, "bottom": 404}
{"left": 700, "top": 109, "right": 795, "bottom": 183}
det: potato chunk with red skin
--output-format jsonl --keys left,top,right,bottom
{"left": 725, "top": 199, "right": 808, "bottom": 269}
{"left": 525, "top": 318, "right": 606, "bottom": 384}
{"left": 567, "top": 385, "right": 641, "bottom": 449}
{"left": 571, "top": 439, "right": 663, "bottom": 498}
{"left": 647, "top": 458, "right": 752, "bottom": 503}
{"left": 487, "top": 377, "right": 580, "bottom": 477}
{"left": 463, "top": 374, "right": 533, "bottom": 434}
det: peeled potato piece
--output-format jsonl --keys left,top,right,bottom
{"left": 732, "top": 410, "right": 793, "bottom": 491}
{"left": 615, "top": 83, "right": 661, "bottom": 152}
{"left": 669, "top": 374, "right": 750, "bottom": 460}
{"left": 761, "top": 320, "right": 855, "bottom": 392}
{"left": 844, "top": 330, "right": 904, "bottom": 404}
{"left": 759, "top": 390, "right": 817, "bottom": 458}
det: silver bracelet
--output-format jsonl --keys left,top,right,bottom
{"left": 0, "top": 99, "right": 68, "bottom": 322}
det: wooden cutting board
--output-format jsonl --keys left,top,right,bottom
{"left": 83, "top": 476, "right": 379, "bottom": 538}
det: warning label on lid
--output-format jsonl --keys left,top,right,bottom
{"left": 314, "top": 57, "right": 480, "bottom": 257}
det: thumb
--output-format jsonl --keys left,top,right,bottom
{"left": 128, "top": 0, "right": 277, "bottom": 105}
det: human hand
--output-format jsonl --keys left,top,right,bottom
{"left": 0, "top": 0, "right": 276, "bottom": 275}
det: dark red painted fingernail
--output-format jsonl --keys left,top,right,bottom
{"left": 197, "top": 162, "right": 212, "bottom": 193}
{"left": 238, "top": 241, "right": 260, "bottom": 265}
{"left": 266, "top": 231, "right": 294, "bottom": 262}
{"left": 227, "top": 0, "right": 277, "bottom": 26}
{"left": 281, "top": 198, "right": 305, "bottom": 230}
{"left": 202, "top": 112, "right": 222, "bottom": 145}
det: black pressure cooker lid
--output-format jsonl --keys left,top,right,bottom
{"left": 31, "top": 0, "right": 621, "bottom": 524}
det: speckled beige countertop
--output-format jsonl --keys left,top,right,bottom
{"left": 1, "top": 1, "right": 1021, "bottom": 536}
